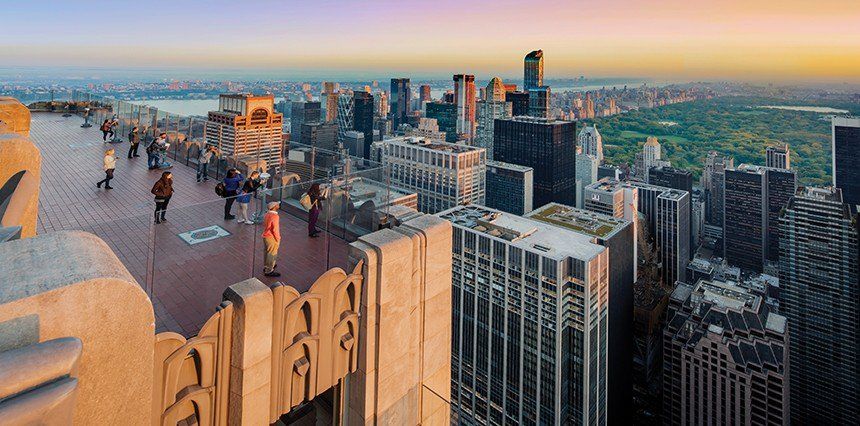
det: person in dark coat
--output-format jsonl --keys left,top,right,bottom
{"left": 151, "top": 171, "right": 174, "bottom": 224}
{"left": 222, "top": 168, "right": 244, "bottom": 220}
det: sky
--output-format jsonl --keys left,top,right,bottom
{"left": 2, "top": 0, "right": 859, "bottom": 82}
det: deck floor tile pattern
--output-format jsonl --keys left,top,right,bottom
{"left": 28, "top": 113, "right": 349, "bottom": 335}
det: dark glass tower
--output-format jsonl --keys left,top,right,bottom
{"left": 648, "top": 166, "right": 693, "bottom": 194}
{"left": 289, "top": 101, "right": 321, "bottom": 144}
{"left": 352, "top": 91, "right": 374, "bottom": 159}
{"left": 833, "top": 117, "right": 860, "bottom": 206}
{"left": 524, "top": 50, "right": 544, "bottom": 89}
{"left": 425, "top": 101, "right": 458, "bottom": 142}
{"left": 505, "top": 91, "right": 530, "bottom": 117}
{"left": 780, "top": 187, "right": 859, "bottom": 423}
{"left": 389, "top": 78, "right": 411, "bottom": 129}
{"left": 493, "top": 117, "right": 576, "bottom": 208}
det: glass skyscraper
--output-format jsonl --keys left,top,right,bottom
{"left": 352, "top": 91, "right": 374, "bottom": 159}
{"left": 524, "top": 50, "right": 544, "bottom": 89}
{"left": 832, "top": 116, "right": 860, "bottom": 206}
{"left": 779, "top": 187, "right": 859, "bottom": 423}
{"left": 389, "top": 78, "right": 411, "bottom": 129}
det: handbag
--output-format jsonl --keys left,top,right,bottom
{"left": 299, "top": 193, "right": 312, "bottom": 211}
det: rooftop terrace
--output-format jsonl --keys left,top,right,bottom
{"left": 526, "top": 202, "right": 628, "bottom": 238}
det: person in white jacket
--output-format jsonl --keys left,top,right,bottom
{"left": 96, "top": 148, "right": 117, "bottom": 189}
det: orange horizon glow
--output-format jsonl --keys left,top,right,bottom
{"left": 1, "top": 0, "right": 859, "bottom": 81}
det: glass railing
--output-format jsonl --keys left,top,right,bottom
{"left": 36, "top": 90, "right": 394, "bottom": 336}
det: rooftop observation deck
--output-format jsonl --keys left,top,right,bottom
{"left": 29, "top": 112, "right": 353, "bottom": 335}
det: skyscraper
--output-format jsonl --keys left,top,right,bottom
{"left": 335, "top": 92, "right": 353, "bottom": 143}
{"left": 389, "top": 78, "right": 411, "bottom": 129}
{"left": 505, "top": 90, "right": 530, "bottom": 116}
{"left": 641, "top": 137, "right": 663, "bottom": 180}
{"left": 663, "top": 278, "right": 789, "bottom": 425}
{"left": 373, "top": 137, "right": 486, "bottom": 213}
{"left": 289, "top": 101, "right": 321, "bottom": 144}
{"left": 321, "top": 90, "right": 339, "bottom": 123}
{"left": 494, "top": 116, "right": 576, "bottom": 208}
{"left": 527, "top": 86, "right": 551, "bottom": 119}
{"left": 578, "top": 125, "right": 604, "bottom": 163}
{"left": 527, "top": 204, "right": 636, "bottom": 425}
{"left": 832, "top": 116, "right": 860, "bottom": 206}
{"left": 766, "top": 142, "right": 791, "bottom": 169}
{"left": 419, "top": 84, "right": 432, "bottom": 105}
{"left": 440, "top": 205, "right": 609, "bottom": 425}
{"left": 723, "top": 164, "right": 797, "bottom": 272}
{"left": 575, "top": 153, "right": 598, "bottom": 208}
{"left": 524, "top": 49, "right": 544, "bottom": 89}
{"left": 780, "top": 186, "right": 859, "bottom": 423}
{"left": 648, "top": 166, "right": 693, "bottom": 195}
{"left": 475, "top": 77, "right": 512, "bottom": 159}
{"left": 205, "top": 93, "right": 284, "bottom": 168}
{"left": 701, "top": 151, "right": 733, "bottom": 227}
{"left": 425, "top": 101, "right": 458, "bottom": 143}
{"left": 628, "top": 182, "right": 691, "bottom": 286}
{"left": 453, "top": 74, "right": 477, "bottom": 139}
{"left": 352, "top": 91, "right": 374, "bottom": 159}
{"left": 485, "top": 160, "right": 533, "bottom": 215}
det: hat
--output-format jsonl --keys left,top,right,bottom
{"left": 267, "top": 201, "right": 280, "bottom": 210}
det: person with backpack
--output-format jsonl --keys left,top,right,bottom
{"left": 236, "top": 171, "right": 261, "bottom": 224}
{"left": 100, "top": 119, "right": 113, "bottom": 141}
{"left": 96, "top": 148, "right": 117, "bottom": 189}
{"left": 151, "top": 171, "right": 173, "bottom": 224}
{"left": 197, "top": 145, "right": 218, "bottom": 182}
{"left": 261, "top": 201, "right": 281, "bottom": 277}
{"left": 127, "top": 126, "right": 141, "bottom": 158}
{"left": 305, "top": 183, "right": 325, "bottom": 237}
{"left": 222, "top": 168, "right": 244, "bottom": 220}
{"left": 147, "top": 133, "right": 167, "bottom": 170}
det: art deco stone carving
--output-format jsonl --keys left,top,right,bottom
{"left": 269, "top": 261, "right": 363, "bottom": 422}
{"left": 153, "top": 302, "right": 233, "bottom": 426}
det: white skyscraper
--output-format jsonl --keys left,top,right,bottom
{"left": 440, "top": 204, "right": 609, "bottom": 425}
{"left": 575, "top": 153, "right": 599, "bottom": 208}
{"left": 475, "top": 77, "right": 512, "bottom": 160}
{"left": 578, "top": 125, "right": 604, "bottom": 163}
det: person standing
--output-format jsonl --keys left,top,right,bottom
{"left": 147, "top": 132, "right": 167, "bottom": 170}
{"left": 197, "top": 145, "right": 218, "bottom": 182}
{"left": 222, "top": 168, "right": 244, "bottom": 220}
{"left": 96, "top": 148, "right": 116, "bottom": 189}
{"left": 127, "top": 126, "right": 141, "bottom": 158}
{"left": 261, "top": 201, "right": 281, "bottom": 277}
{"left": 306, "top": 183, "right": 325, "bottom": 237}
{"left": 100, "top": 119, "right": 112, "bottom": 141}
{"left": 236, "top": 171, "right": 261, "bottom": 224}
{"left": 150, "top": 171, "right": 173, "bottom": 224}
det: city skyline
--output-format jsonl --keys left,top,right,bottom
{"left": 3, "top": 0, "right": 860, "bottom": 82}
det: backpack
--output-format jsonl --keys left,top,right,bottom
{"left": 215, "top": 182, "right": 226, "bottom": 197}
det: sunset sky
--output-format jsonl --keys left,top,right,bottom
{"left": 2, "top": 0, "right": 859, "bottom": 81}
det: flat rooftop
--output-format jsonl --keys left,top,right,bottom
{"left": 438, "top": 204, "right": 605, "bottom": 262}
{"left": 382, "top": 136, "right": 484, "bottom": 154}
{"left": 526, "top": 203, "right": 628, "bottom": 239}
{"left": 487, "top": 160, "right": 533, "bottom": 172}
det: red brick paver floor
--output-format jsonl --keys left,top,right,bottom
{"left": 30, "top": 113, "right": 349, "bottom": 335}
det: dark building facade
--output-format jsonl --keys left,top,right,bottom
{"left": 425, "top": 101, "right": 458, "bottom": 143}
{"left": 389, "top": 78, "right": 411, "bottom": 129}
{"left": 833, "top": 117, "right": 860, "bottom": 206}
{"left": 289, "top": 101, "right": 321, "bottom": 144}
{"left": 352, "top": 91, "right": 374, "bottom": 159}
{"left": 485, "top": 161, "right": 533, "bottom": 215}
{"left": 300, "top": 122, "right": 338, "bottom": 151}
{"left": 780, "top": 187, "right": 859, "bottom": 424}
{"left": 505, "top": 91, "right": 530, "bottom": 116}
{"left": 724, "top": 165, "right": 796, "bottom": 272}
{"left": 493, "top": 117, "right": 576, "bottom": 208}
{"left": 649, "top": 166, "right": 693, "bottom": 195}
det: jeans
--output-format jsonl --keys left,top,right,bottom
{"left": 237, "top": 202, "right": 250, "bottom": 222}
{"left": 147, "top": 153, "right": 159, "bottom": 169}
{"left": 196, "top": 162, "right": 209, "bottom": 181}
{"left": 224, "top": 191, "right": 238, "bottom": 218}
{"left": 308, "top": 206, "right": 320, "bottom": 235}
{"left": 154, "top": 196, "right": 171, "bottom": 223}
{"left": 263, "top": 236, "right": 279, "bottom": 273}
{"left": 97, "top": 169, "right": 114, "bottom": 187}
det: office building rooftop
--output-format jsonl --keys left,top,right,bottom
{"left": 439, "top": 204, "right": 605, "bottom": 261}
{"left": 381, "top": 136, "right": 482, "bottom": 153}
{"left": 526, "top": 203, "right": 629, "bottom": 238}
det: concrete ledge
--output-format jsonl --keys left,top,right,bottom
{"left": 0, "top": 97, "right": 31, "bottom": 137}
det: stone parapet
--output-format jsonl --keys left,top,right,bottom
{"left": 0, "top": 98, "right": 40, "bottom": 238}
